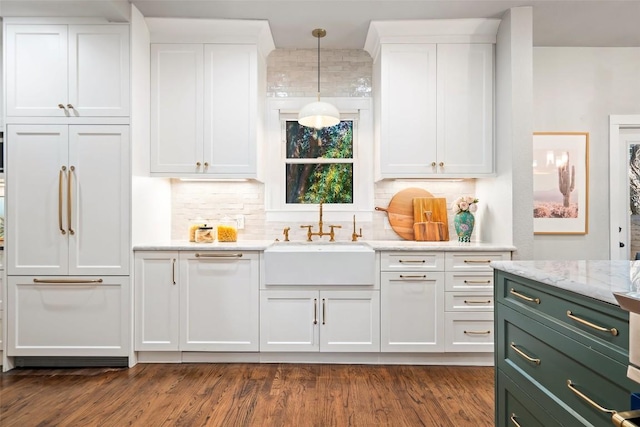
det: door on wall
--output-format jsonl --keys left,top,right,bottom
{"left": 610, "top": 117, "right": 640, "bottom": 260}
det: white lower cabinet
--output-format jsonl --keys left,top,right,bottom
{"left": 260, "top": 290, "right": 380, "bottom": 352}
{"left": 381, "top": 271, "right": 444, "bottom": 352}
{"left": 7, "top": 276, "right": 130, "bottom": 357}
{"left": 135, "top": 252, "right": 179, "bottom": 351}
{"left": 134, "top": 251, "right": 260, "bottom": 353}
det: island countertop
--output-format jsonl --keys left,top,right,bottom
{"left": 491, "top": 260, "right": 640, "bottom": 306}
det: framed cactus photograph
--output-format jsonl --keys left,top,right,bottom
{"left": 533, "top": 132, "right": 589, "bottom": 234}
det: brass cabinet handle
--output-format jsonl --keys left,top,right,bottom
{"left": 322, "top": 298, "right": 326, "bottom": 325}
{"left": 566, "top": 310, "right": 619, "bottom": 336}
{"left": 195, "top": 253, "right": 243, "bottom": 258}
{"left": 431, "top": 162, "right": 436, "bottom": 167}
{"left": 399, "top": 274, "right": 427, "bottom": 279}
{"left": 464, "top": 259, "right": 491, "bottom": 264}
{"left": 66, "top": 104, "right": 74, "bottom": 110}
{"left": 58, "top": 103, "right": 66, "bottom": 110}
{"left": 464, "top": 330, "right": 491, "bottom": 335}
{"left": 399, "top": 259, "right": 426, "bottom": 264}
{"left": 33, "top": 278, "right": 103, "bottom": 284}
{"left": 59, "top": 167, "right": 67, "bottom": 235}
{"left": 68, "top": 165, "right": 75, "bottom": 235}
{"left": 509, "top": 414, "right": 522, "bottom": 427}
{"left": 313, "top": 298, "right": 318, "bottom": 325}
{"left": 510, "top": 288, "right": 541, "bottom": 304}
{"left": 172, "top": 258, "right": 176, "bottom": 285}
{"left": 566, "top": 380, "right": 616, "bottom": 414}
{"left": 196, "top": 162, "right": 202, "bottom": 167}
{"left": 204, "top": 162, "right": 209, "bottom": 167}
{"left": 439, "top": 162, "right": 444, "bottom": 167}
{"left": 510, "top": 342, "right": 541, "bottom": 365}
{"left": 464, "top": 280, "right": 491, "bottom": 284}
{"left": 464, "top": 300, "right": 492, "bottom": 304}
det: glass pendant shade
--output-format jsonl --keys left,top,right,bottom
{"left": 298, "top": 28, "right": 339, "bottom": 129}
{"left": 298, "top": 100, "right": 340, "bottom": 129}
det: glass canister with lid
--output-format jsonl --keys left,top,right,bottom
{"left": 195, "top": 224, "right": 215, "bottom": 243}
{"left": 188, "top": 218, "right": 206, "bottom": 242}
{"left": 217, "top": 217, "right": 238, "bottom": 242}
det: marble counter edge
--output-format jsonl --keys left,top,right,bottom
{"left": 491, "top": 260, "right": 638, "bottom": 306}
{"left": 133, "top": 240, "right": 516, "bottom": 252}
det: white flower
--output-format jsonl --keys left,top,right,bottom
{"left": 469, "top": 203, "right": 478, "bottom": 213}
{"left": 451, "top": 195, "right": 480, "bottom": 214}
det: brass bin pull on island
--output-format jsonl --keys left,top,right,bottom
{"left": 510, "top": 288, "right": 541, "bottom": 304}
{"left": 566, "top": 310, "right": 618, "bottom": 336}
{"left": 566, "top": 380, "right": 616, "bottom": 414}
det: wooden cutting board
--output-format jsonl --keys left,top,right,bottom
{"left": 413, "top": 212, "right": 446, "bottom": 241}
{"left": 375, "top": 188, "right": 433, "bottom": 240}
{"left": 412, "top": 197, "right": 449, "bottom": 241}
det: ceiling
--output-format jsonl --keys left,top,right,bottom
{"left": 1, "top": 0, "right": 639, "bottom": 49}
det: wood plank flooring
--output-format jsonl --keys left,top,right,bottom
{"left": 0, "top": 363, "right": 494, "bottom": 426}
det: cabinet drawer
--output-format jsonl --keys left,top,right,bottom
{"left": 445, "top": 251, "right": 510, "bottom": 271}
{"left": 380, "top": 252, "right": 444, "bottom": 272}
{"left": 445, "top": 292, "right": 493, "bottom": 311}
{"left": 444, "top": 312, "right": 493, "bottom": 352}
{"left": 497, "top": 370, "right": 562, "bottom": 427}
{"left": 498, "top": 305, "right": 636, "bottom": 426}
{"left": 445, "top": 271, "right": 493, "bottom": 292}
{"left": 496, "top": 270, "right": 629, "bottom": 361}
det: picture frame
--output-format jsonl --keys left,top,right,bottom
{"left": 533, "top": 132, "right": 589, "bottom": 235}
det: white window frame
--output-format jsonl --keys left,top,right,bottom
{"left": 264, "top": 97, "right": 374, "bottom": 222}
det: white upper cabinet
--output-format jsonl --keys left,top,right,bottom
{"left": 365, "top": 19, "right": 499, "bottom": 179}
{"left": 5, "top": 23, "right": 130, "bottom": 118}
{"left": 148, "top": 18, "right": 274, "bottom": 179}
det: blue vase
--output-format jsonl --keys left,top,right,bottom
{"left": 454, "top": 211, "right": 475, "bottom": 242}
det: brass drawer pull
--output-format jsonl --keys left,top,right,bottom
{"left": 509, "top": 288, "right": 541, "bottom": 304}
{"left": 172, "top": 258, "right": 176, "bottom": 285}
{"left": 195, "top": 253, "right": 243, "bottom": 258}
{"left": 399, "top": 259, "right": 426, "bottom": 264}
{"left": 464, "top": 300, "right": 492, "bottom": 304}
{"left": 509, "top": 414, "right": 522, "bottom": 427}
{"left": 464, "top": 330, "right": 491, "bottom": 335}
{"left": 566, "top": 380, "right": 616, "bottom": 414}
{"left": 33, "top": 278, "right": 103, "bottom": 284}
{"left": 399, "top": 274, "right": 427, "bottom": 279}
{"left": 322, "top": 298, "right": 326, "bottom": 325}
{"left": 313, "top": 298, "right": 318, "bottom": 325}
{"left": 464, "top": 280, "right": 491, "bottom": 284}
{"left": 510, "top": 342, "right": 541, "bottom": 365}
{"left": 464, "top": 260, "right": 491, "bottom": 264}
{"left": 566, "top": 310, "right": 618, "bottom": 336}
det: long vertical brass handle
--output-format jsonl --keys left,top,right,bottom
{"left": 509, "top": 414, "right": 522, "bottom": 427}
{"left": 322, "top": 298, "right": 326, "bottom": 325}
{"left": 566, "top": 380, "right": 616, "bottom": 414}
{"left": 566, "top": 310, "right": 619, "bottom": 336}
{"left": 172, "top": 258, "right": 176, "bottom": 285}
{"left": 510, "top": 288, "right": 540, "bottom": 304}
{"left": 313, "top": 298, "right": 318, "bottom": 325}
{"left": 67, "top": 165, "right": 75, "bottom": 235}
{"left": 510, "top": 342, "right": 541, "bottom": 365}
{"left": 59, "top": 167, "right": 67, "bottom": 235}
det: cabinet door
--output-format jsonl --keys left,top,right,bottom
{"left": 203, "top": 44, "right": 257, "bottom": 177}
{"left": 437, "top": 44, "right": 494, "bottom": 175}
{"left": 68, "top": 25, "right": 130, "bottom": 116}
{"left": 320, "top": 290, "right": 380, "bottom": 352}
{"left": 7, "top": 275, "right": 130, "bottom": 357}
{"left": 381, "top": 272, "right": 444, "bottom": 352}
{"left": 7, "top": 125, "right": 69, "bottom": 275}
{"left": 68, "top": 125, "right": 130, "bottom": 275}
{"left": 5, "top": 24, "right": 68, "bottom": 117}
{"left": 150, "top": 44, "right": 204, "bottom": 174}
{"left": 260, "top": 290, "right": 319, "bottom": 352}
{"left": 135, "top": 252, "right": 179, "bottom": 351}
{"left": 379, "top": 44, "right": 437, "bottom": 177}
{"left": 180, "top": 252, "right": 259, "bottom": 351}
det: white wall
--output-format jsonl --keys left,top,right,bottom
{"left": 533, "top": 47, "right": 640, "bottom": 259}
{"left": 130, "top": 5, "right": 171, "bottom": 245}
{"left": 476, "top": 7, "right": 534, "bottom": 260}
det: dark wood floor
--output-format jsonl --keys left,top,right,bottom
{"left": 0, "top": 363, "right": 494, "bottom": 426}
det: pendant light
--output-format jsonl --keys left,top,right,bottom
{"left": 298, "top": 28, "right": 340, "bottom": 129}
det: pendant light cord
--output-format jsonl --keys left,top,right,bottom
{"left": 317, "top": 32, "right": 321, "bottom": 98}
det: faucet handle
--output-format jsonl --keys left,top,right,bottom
{"left": 300, "top": 225, "right": 313, "bottom": 241}
{"left": 283, "top": 227, "right": 291, "bottom": 242}
{"left": 328, "top": 225, "right": 341, "bottom": 242}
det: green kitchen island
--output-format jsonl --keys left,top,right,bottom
{"left": 492, "top": 260, "right": 640, "bottom": 427}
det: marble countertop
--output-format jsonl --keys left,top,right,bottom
{"left": 491, "top": 260, "right": 640, "bottom": 306}
{"left": 134, "top": 240, "right": 516, "bottom": 252}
